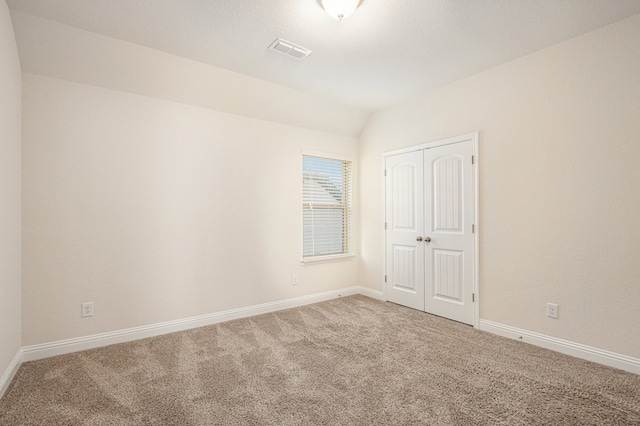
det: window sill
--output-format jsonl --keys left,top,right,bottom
{"left": 301, "top": 254, "right": 355, "bottom": 265}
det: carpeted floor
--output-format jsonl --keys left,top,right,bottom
{"left": 1, "top": 295, "right": 639, "bottom": 425}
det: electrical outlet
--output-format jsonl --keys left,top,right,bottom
{"left": 546, "top": 303, "right": 558, "bottom": 319}
{"left": 292, "top": 274, "right": 298, "bottom": 286}
{"left": 82, "top": 302, "right": 94, "bottom": 318}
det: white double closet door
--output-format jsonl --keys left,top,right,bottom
{"left": 385, "top": 138, "right": 476, "bottom": 325}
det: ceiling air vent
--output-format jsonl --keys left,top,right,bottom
{"left": 268, "top": 38, "right": 311, "bottom": 60}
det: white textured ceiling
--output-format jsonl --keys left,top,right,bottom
{"left": 7, "top": 0, "right": 640, "bottom": 111}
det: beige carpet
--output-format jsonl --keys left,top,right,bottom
{"left": 1, "top": 295, "right": 639, "bottom": 425}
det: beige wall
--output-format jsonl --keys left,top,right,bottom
{"left": 22, "top": 74, "right": 358, "bottom": 345}
{"left": 0, "top": 0, "right": 22, "bottom": 382}
{"left": 360, "top": 16, "right": 640, "bottom": 357}
{"left": 12, "top": 2, "right": 640, "bottom": 366}
{"left": 359, "top": 14, "right": 640, "bottom": 358}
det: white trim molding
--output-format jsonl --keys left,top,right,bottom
{"left": 6, "top": 288, "right": 636, "bottom": 399}
{"left": 301, "top": 253, "right": 355, "bottom": 265}
{"left": 0, "top": 349, "right": 23, "bottom": 400}
{"left": 357, "top": 287, "right": 384, "bottom": 301}
{"left": 479, "top": 319, "right": 640, "bottom": 375}
{"left": 383, "top": 132, "right": 480, "bottom": 157}
{"left": 21, "top": 286, "right": 377, "bottom": 363}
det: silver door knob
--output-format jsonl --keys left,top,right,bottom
{"left": 424, "top": 237, "right": 431, "bottom": 242}
{"left": 416, "top": 236, "right": 423, "bottom": 242}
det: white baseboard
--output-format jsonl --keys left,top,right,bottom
{"left": 479, "top": 319, "right": 640, "bottom": 375}
{"left": 12, "top": 289, "right": 637, "bottom": 388}
{"left": 0, "top": 349, "right": 23, "bottom": 400}
{"left": 22, "top": 286, "right": 375, "bottom": 363}
{"left": 357, "top": 286, "right": 384, "bottom": 300}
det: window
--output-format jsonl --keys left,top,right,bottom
{"left": 302, "top": 155, "right": 352, "bottom": 261}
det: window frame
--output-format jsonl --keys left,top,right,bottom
{"left": 301, "top": 151, "right": 354, "bottom": 265}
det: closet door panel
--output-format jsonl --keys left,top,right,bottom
{"left": 385, "top": 151, "right": 425, "bottom": 311}
{"left": 424, "top": 141, "right": 475, "bottom": 325}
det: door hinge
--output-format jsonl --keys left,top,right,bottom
{"left": 472, "top": 155, "right": 475, "bottom": 165}
{"left": 384, "top": 222, "right": 387, "bottom": 230}
{"left": 384, "top": 275, "right": 387, "bottom": 283}
{"left": 384, "top": 169, "right": 387, "bottom": 176}
{"left": 472, "top": 293, "right": 475, "bottom": 302}
{"left": 472, "top": 224, "right": 475, "bottom": 233}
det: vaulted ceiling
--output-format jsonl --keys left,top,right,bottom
{"left": 8, "top": 1, "right": 640, "bottom": 119}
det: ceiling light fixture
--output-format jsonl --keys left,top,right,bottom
{"left": 318, "top": 0, "right": 363, "bottom": 21}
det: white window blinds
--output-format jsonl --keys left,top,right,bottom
{"left": 303, "top": 155, "right": 352, "bottom": 258}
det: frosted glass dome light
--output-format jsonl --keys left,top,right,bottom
{"left": 320, "top": 0, "right": 362, "bottom": 20}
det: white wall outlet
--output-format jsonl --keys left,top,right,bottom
{"left": 82, "top": 302, "right": 94, "bottom": 317}
{"left": 292, "top": 274, "right": 298, "bottom": 286}
{"left": 547, "top": 303, "right": 558, "bottom": 319}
